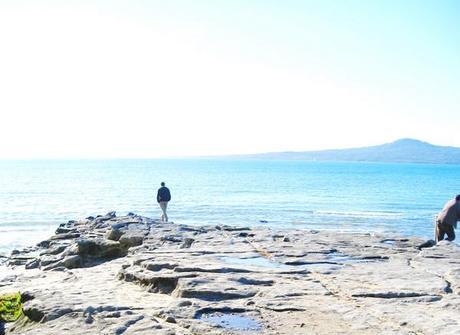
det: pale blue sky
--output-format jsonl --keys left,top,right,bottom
{"left": 0, "top": 0, "right": 459, "bottom": 158}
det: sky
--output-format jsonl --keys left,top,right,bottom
{"left": 0, "top": 0, "right": 459, "bottom": 158}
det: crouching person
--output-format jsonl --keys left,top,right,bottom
{"left": 436, "top": 195, "right": 460, "bottom": 242}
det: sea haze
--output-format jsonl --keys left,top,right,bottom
{"left": 1, "top": 159, "right": 459, "bottom": 253}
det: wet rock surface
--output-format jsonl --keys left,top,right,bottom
{"left": 1, "top": 212, "right": 460, "bottom": 334}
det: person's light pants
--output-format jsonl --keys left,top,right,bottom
{"left": 159, "top": 201, "right": 168, "bottom": 222}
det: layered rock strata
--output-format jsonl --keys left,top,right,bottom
{"left": 1, "top": 213, "right": 459, "bottom": 335}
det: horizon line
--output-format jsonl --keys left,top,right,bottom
{"left": 0, "top": 137, "right": 457, "bottom": 160}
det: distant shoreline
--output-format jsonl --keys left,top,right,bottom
{"left": 2, "top": 138, "right": 460, "bottom": 164}
{"left": 2, "top": 157, "right": 460, "bottom": 166}
{"left": 213, "top": 138, "right": 460, "bottom": 165}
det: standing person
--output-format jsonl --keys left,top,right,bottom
{"left": 157, "top": 182, "right": 171, "bottom": 222}
{"left": 436, "top": 195, "right": 460, "bottom": 242}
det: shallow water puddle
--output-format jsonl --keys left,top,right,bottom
{"left": 220, "top": 256, "right": 292, "bottom": 269}
{"left": 220, "top": 254, "right": 386, "bottom": 270}
{"left": 381, "top": 239, "right": 396, "bottom": 245}
{"left": 198, "top": 312, "right": 262, "bottom": 331}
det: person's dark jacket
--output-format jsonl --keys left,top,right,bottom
{"left": 157, "top": 186, "right": 171, "bottom": 203}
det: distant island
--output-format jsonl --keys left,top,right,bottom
{"left": 231, "top": 139, "right": 460, "bottom": 164}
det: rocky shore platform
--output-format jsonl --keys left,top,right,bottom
{"left": 1, "top": 212, "right": 460, "bottom": 335}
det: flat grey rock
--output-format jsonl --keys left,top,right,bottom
{"left": 1, "top": 213, "right": 460, "bottom": 334}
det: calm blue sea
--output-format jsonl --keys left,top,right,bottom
{"left": 1, "top": 159, "right": 459, "bottom": 254}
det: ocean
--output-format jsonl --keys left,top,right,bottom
{"left": 1, "top": 159, "right": 459, "bottom": 254}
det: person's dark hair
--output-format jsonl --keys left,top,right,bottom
{"left": 456, "top": 194, "right": 460, "bottom": 202}
{"left": 161, "top": 182, "right": 165, "bottom": 187}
